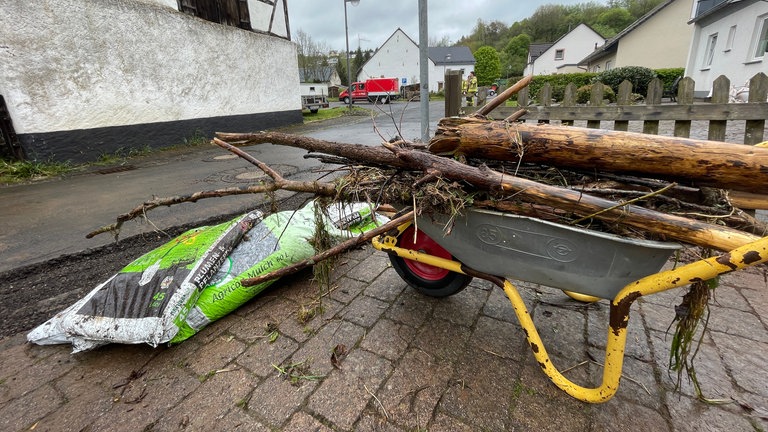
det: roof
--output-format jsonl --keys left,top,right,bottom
{"left": 428, "top": 46, "right": 475, "bottom": 65}
{"left": 528, "top": 43, "right": 554, "bottom": 62}
{"left": 689, "top": 0, "right": 752, "bottom": 23}
{"left": 579, "top": 0, "right": 677, "bottom": 65}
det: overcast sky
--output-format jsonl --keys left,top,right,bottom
{"left": 286, "top": 0, "right": 608, "bottom": 52}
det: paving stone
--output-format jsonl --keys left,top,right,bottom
{"left": 307, "top": 349, "right": 392, "bottom": 430}
{"left": 277, "top": 297, "right": 345, "bottom": 344}
{"left": 354, "top": 412, "right": 407, "bottom": 431}
{"left": 470, "top": 315, "right": 526, "bottom": 362}
{"left": 236, "top": 334, "right": 299, "bottom": 378}
{"left": 345, "top": 253, "right": 390, "bottom": 283}
{"left": 428, "top": 413, "right": 474, "bottom": 432}
{"left": 432, "top": 284, "right": 488, "bottom": 327}
{"left": 215, "top": 408, "right": 272, "bottom": 431}
{"left": 328, "top": 276, "right": 367, "bottom": 305}
{"left": 667, "top": 394, "right": 757, "bottom": 432}
{"left": 360, "top": 318, "right": 416, "bottom": 362}
{"left": 245, "top": 375, "right": 317, "bottom": 428}
{"left": 482, "top": 284, "right": 518, "bottom": 323}
{"left": 508, "top": 392, "right": 591, "bottom": 432}
{"left": 532, "top": 302, "right": 588, "bottom": 361}
{"left": 186, "top": 334, "right": 247, "bottom": 377}
{"left": 376, "top": 348, "right": 452, "bottom": 430}
{"left": 364, "top": 267, "right": 408, "bottom": 303}
{"left": 290, "top": 320, "right": 366, "bottom": 376}
{"left": 590, "top": 399, "right": 671, "bottom": 431}
{"left": 648, "top": 330, "right": 735, "bottom": 400}
{"left": 439, "top": 349, "right": 520, "bottom": 431}
{"left": 151, "top": 368, "right": 257, "bottom": 432}
{"left": 708, "top": 284, "right": 752, "bottom": 313}
{"left": 386, "top": 289, "right": 437, "bottom": 328}
{"left": 85, "top": 365, "right": 201, "bottom": 432}
{"left": 707, "top": 306, "right": 768, "bottom": 343}
{"left": 412, "top": 317, "right": 471, "bottom": 363}
{"left": 709, "top": 332, "right": 768, "bottom": 398}
{"left": 338, "top": 294, "right": 389, "bottom": 328}
{"left": 282, "top": 411, "right": 335, "bottom": 431}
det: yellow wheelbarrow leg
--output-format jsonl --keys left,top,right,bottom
{"left": 502, "top": 280, "right": 625, "bottom": 403}
{"left": 504, "top": 236, "right": 768, "bottom": 403}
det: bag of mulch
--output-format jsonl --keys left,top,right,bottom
{"left": 27, "top": 211, "right": 262, "bottom": 352}
{"left": 171, "top": 201, "right": 388, "bottom": 343}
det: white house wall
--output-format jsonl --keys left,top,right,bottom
{"left": 360, "top": 30, "right": 421, "bottom": 90}
{"left": 615, "top": 0, "right": 694, "bottom": 69}
{"left": 528, "top": 24, "right": 605, "bottom": 75}
{"left": 686, "top": 1, "right": 768, "bottom": 97}
{"left": 0, "top": 0, "right": 300, "bottom": 162}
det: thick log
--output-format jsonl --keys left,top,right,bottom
{"left": 429, "top": 117, "right": 768, "bottom": 194}
{"left": 382, "top": 142, "right": 760, "bottom": 252}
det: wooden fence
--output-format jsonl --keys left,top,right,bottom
{"left": 466, "top": 72, "right": 768, "bottom": 146}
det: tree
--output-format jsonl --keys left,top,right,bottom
{"left": 473, "top": 46, "right": 501, "bottom": 86}
{"left": 352, "top": 47, "right": 364, "bottom": 82}
{"left": 295, "top": 29, "right": 331, "bottom": 83}
{"left": 503, "top": 34, "right": 532, "bottom": 77}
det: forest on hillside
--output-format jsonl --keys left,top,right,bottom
{"left": 454, "top": 0, "right": 666, "bottom": 77}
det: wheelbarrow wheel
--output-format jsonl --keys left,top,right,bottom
{"left": 389, "top": 225, "right": 472, "bottom": 297}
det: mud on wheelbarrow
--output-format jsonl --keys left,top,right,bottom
{"left": 372, "top": 207, "right": 768, "bottom": 403}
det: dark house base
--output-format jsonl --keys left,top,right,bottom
{"left": 16, "top": 110, "right": 303, "bottom": 163}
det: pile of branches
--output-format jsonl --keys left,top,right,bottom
{"left": 89, "top": 76, "right": 768, "bottom": 255}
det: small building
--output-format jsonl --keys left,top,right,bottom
{"left": 684, "top": 0, "right": 768, "bottom": 97}
{"left": 358, "top": 28, "right": 475, "bottom": 93}
{"left": 524, "top": 24, "right": 605, "bottom": 75}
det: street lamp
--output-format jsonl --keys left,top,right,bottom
{"left": 344, "top": 0, "right": 360, "bottom": 110}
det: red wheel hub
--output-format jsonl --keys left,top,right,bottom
{"left": 399, "top": 226, "right": 452, "bottom": 281}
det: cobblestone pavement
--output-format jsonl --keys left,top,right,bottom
{"left": 1, "top": 109, "right": 766, "bottom": 431}
{"left": 1, "top": 244, "right": 766, "bottom": 432}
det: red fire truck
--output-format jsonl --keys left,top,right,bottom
{"left": 339, "top": 77, "right": 399, "bottom": 104}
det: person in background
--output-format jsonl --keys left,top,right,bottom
{"left": 465, "top": 71, "right": 478, "bottom": 106}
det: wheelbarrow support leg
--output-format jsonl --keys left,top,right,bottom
{"left": 502, "top": 236, "right": 768, "bottom": 403}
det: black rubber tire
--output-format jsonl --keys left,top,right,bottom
{"left": 388, "top": 226, "right": 472, "bottom": 297}
{"left": 343, "top": 96, "right": 350, "bottom": 104}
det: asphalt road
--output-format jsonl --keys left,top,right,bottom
{"left": 0, "top": 101, "right": 448, "bottom": 273}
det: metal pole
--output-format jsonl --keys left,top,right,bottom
{"left": 344, "top": 0, "right": 352, "bottom": 110}
{"left": 418, "top": 0, "right": 429, "bottom": 142}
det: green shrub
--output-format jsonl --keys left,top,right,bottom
{"left": 654, "top": 67, "right": 685, "bottom": 91}
{"left": 595, "top": 66, "right": 657, "bottom": 96}
{"left": 576, "top": 84, "right": 616, "bottom": 104}
{"left": 529, "top": 73, "right": 597, "bottom": 103}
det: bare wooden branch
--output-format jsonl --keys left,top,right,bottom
{"left": 475, "top": 75, "right": 533, "bottom": 117}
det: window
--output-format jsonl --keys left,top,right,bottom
{"left": 554, "top": 49, "right": 564, "bottom": 60}
{"left": 753, "top": 16, "right": 768, "bottom": 59}
{"left": 605, "top": 60, "right": 612, "bottom": 70}
{"left": 703, "top": 33, "right": 718, "bottom": 68}
{"left": 725, "top": 25, "right": 736, "bottom": 51}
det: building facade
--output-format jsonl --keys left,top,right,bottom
{"left": 0, "top": 0, "right": 300, "bottom": 162}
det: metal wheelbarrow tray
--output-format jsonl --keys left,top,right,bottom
{"left": 372, "top": 208, "right": 768, "bottom": 403}
{"left": 415, "top": 208, "right": 681, "bottom": 300}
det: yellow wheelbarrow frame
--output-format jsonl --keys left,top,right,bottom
{"left": 373, "top": 220, "right": 768, "bottom": 403}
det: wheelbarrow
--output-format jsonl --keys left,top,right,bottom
{"left": 372, "top": 208, "right": 768, "bottom": 403}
